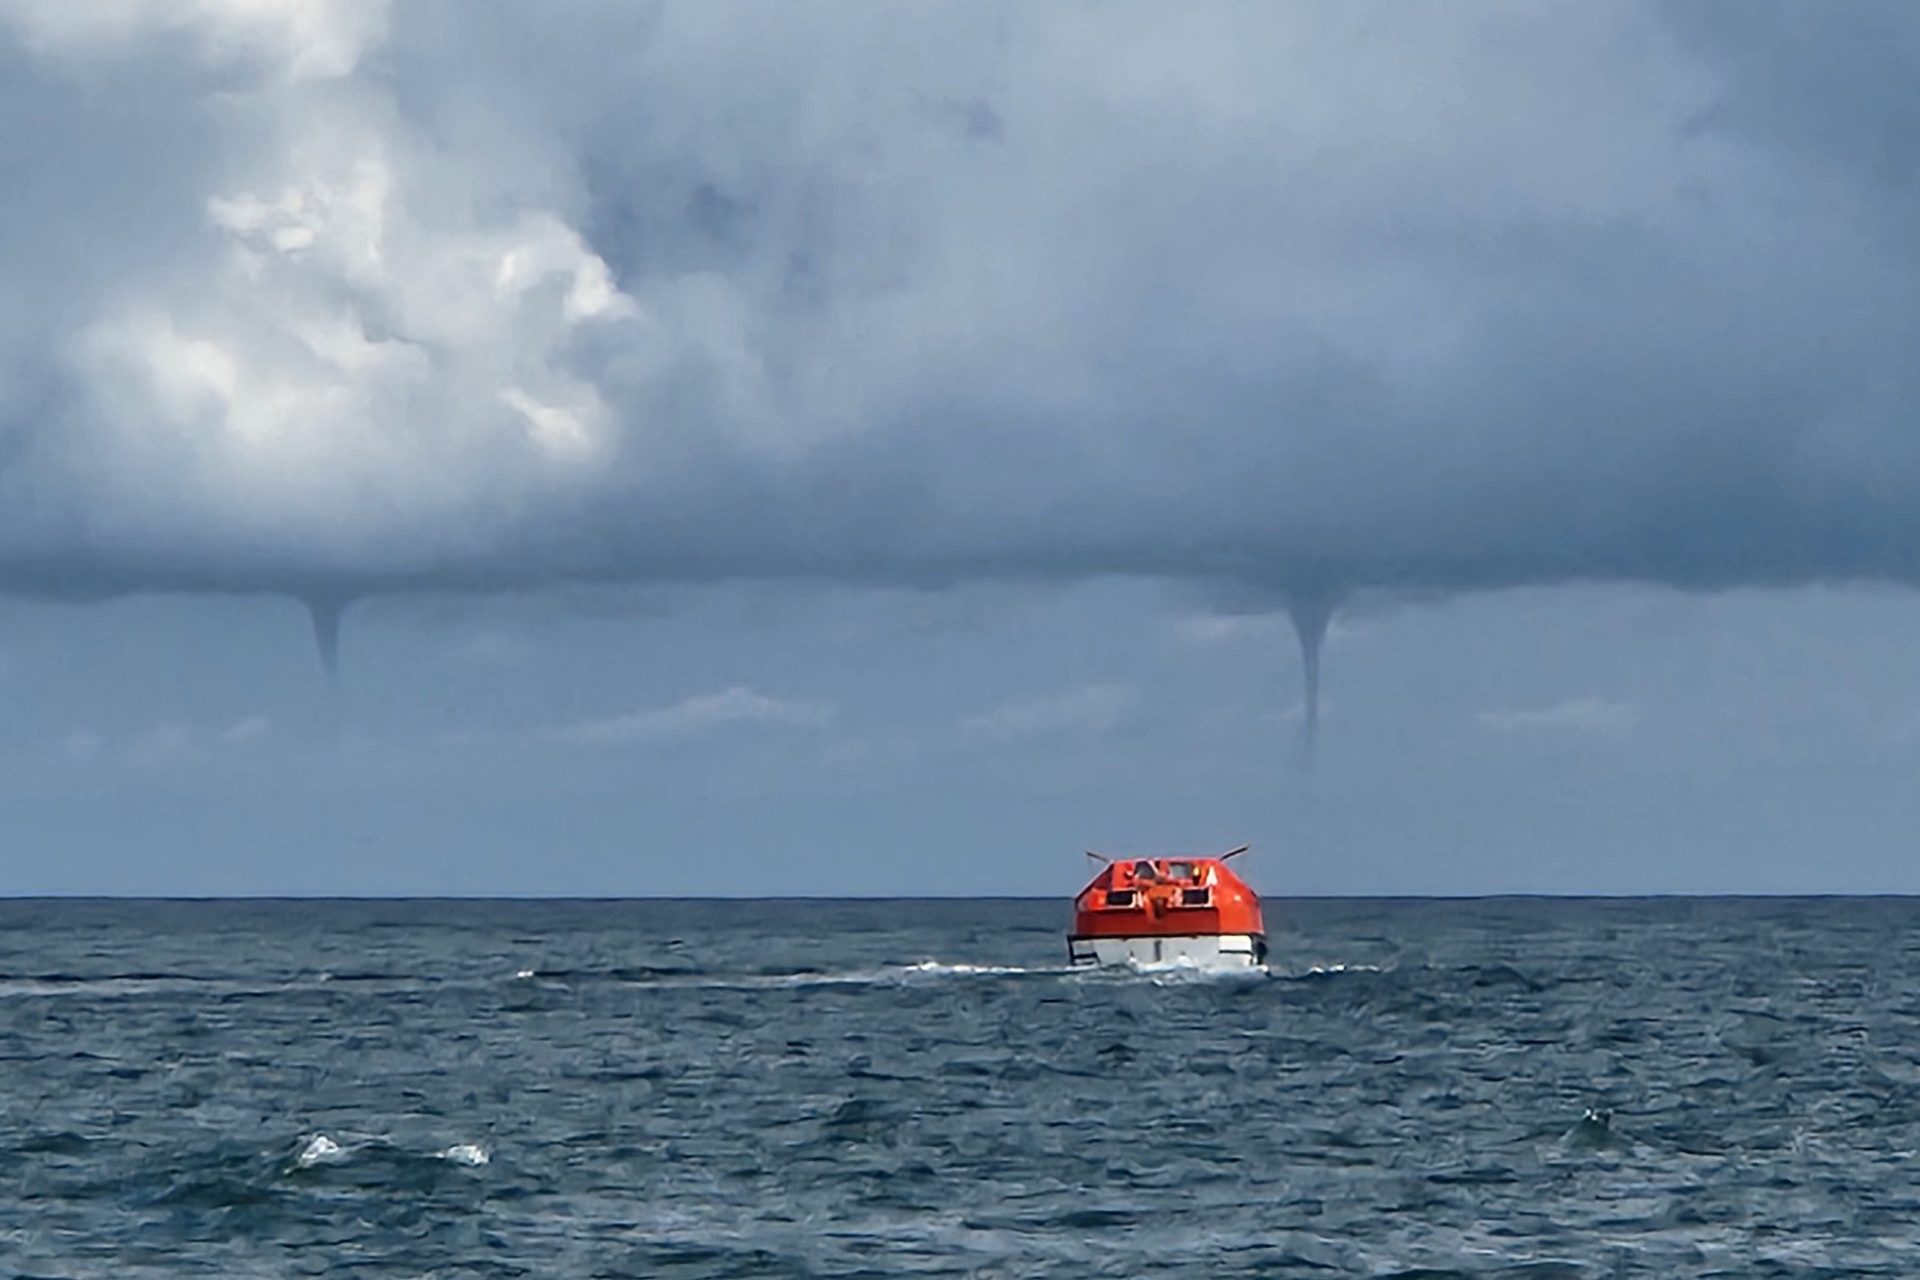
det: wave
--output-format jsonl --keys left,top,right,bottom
{"left": 895, "top": 960, "right": 1063, "bottom": 978}
{"left": 501, "top": 956, "right": 1413, "bottom": 990}
{"left": 294, "top": 1134, "right": 346, "bottom": 1169}
{"left": 1067, "top": 959, "right": 1274, "bottom": 986}
{"left": 0, "top": 969, "right": 460, "bottom": 998}
{"left": 291, "top": 1132, "right": 493, "bottom": 1172}
{"left": 503, "top": 959, "right": 1072, "bottom": 991}
{"left": 1278, "top": 962, "right": 1391, "bottom": 978}
{"left": 0, "top": 958, "right": 1392, "bottom": 1003}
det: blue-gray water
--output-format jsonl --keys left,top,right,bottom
{"left": 4, "top": 896, "right": 1917, "bottom": 1276}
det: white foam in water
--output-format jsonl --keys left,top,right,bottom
{"left": 898, "top": 960, "right": 1053, "bottom": 977}
{"left": 439, "top": 1143, "right": 490, "bottom": 1166}
{"left": 704, "top": 961, "right": 1062, "bottom": 989}
{"left": 1135, "top": 960, "right": 1270, "bottom": 986}
{"left": 295, "top": 1134, "right": 344, "bottom": 1168}
{"left": 1056, "top": 954, "right": 1269, "bottom": 984}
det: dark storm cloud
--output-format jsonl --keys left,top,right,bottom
{"left": 1, "top": 1, "right": 1917, "bottom": 610}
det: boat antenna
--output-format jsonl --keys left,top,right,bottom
{"left": 1219, "top": 844, "right": 1250, "bottom": 861}
{"left": 1085, "top": 850, "right": 1112, "bottom": 864}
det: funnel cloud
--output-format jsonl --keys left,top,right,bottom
{"left": 1287, "top": 592, "right": 1338, "bottom": 765}
{"left": 302, "top": 596, "right": 348, "bottom": 685}
{"left": 2, "top": 3, "right": 1920, "bottom": 700}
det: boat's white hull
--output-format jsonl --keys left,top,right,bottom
{"left": 1068, "top": 933, "right": 1266, "bottom": 970}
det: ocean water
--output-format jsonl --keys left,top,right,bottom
{"left": 2, "top": 896, "right": 1917, "bottom": 1277}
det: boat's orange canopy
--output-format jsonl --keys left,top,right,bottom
{"left": 1071, "top": 851, "right": 1264, "bottom": 939}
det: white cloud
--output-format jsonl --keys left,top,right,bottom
{"left": 1171, "top": 613, "right": 1289, "bottom": 646}
{"left": 129, "top": 722, "right": 198, "bottom": 766}
{"left": 0, "top": 0, "right": 389, "bottom": 81}
{"left": 54, "top": 714, "right": 277, "bottom": 767}
{"left": 220, "top": 715, "right": 271, "bottom": 744}
{"left": 70, "top": 115, "right": 640, "bottom": 548}
{"left": 1477, "top": 697, "right": 1638, "bottom": 736}
{"left": 962, "top": 685, "right": 1136, "bottom": 740}
{"left": 555, "top": 686, "right": 835, "bottom": 747}
{"left": 2, "top": 2, "right": 1919, "bottom": 626}
{"left": 500, "top": 386, "right": 600, "bottom": 459}
{"left": 456, "top": 631, "right": 531, "bottom": 667}
{"left": 62, "top": 726, "right": 103, "bottom": 761}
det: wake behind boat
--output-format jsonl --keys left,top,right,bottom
{"left": 1068, "top": 845, "right": 1267, "bottom": 969}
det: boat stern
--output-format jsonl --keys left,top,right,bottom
{"left": 1067, "top": 850, "right": 1267, "bottom": 970}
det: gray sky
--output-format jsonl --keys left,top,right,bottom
{"left": 1, "top": 2, "right": 1917, "bottom": 894}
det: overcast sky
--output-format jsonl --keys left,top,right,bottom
{"left": 2, "top": 2, "right": 1918, "bottom": 895}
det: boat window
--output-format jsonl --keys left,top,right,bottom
{"left": 1166, "top": 861, "right": 1193, "bottom": 881}
{"left": 1131, "top": 861, "right": 1158, "bottom": 882}
{"left": 1180, "top": 887, "right": 1210, "bottom": 907}
{"left": 1105, "top": 888, "right": 1135, "bottom": 907}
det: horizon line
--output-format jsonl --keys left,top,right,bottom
{"left": 5, "top": 891, "right": 1920, "bottom": 903}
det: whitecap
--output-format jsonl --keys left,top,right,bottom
{"left": 602, "top": 960, "right": 1067, "bottom": 992}
{"left": 1141, "top": 963, "right": 1270, "bottom": 986}
{"left": 438, "top": 1142, "right": 490, "bottom": 1166}
{"left": 897, "top": 960, "right": 1054, "bottom": 978}
{"left": 295, "top": 1133, "right": 345, "bottom": 1168}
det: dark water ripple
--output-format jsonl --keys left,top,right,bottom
{"left": 2, "top": 896, "right": 1918, "bottom": 1276}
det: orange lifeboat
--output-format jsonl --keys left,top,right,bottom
{"left": 1068, "top": 845, "right": 1267, "bottom": 969}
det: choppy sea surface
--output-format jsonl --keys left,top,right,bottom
{"left": 3, "top": 896, "right": 1918, "bottom": 1277}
